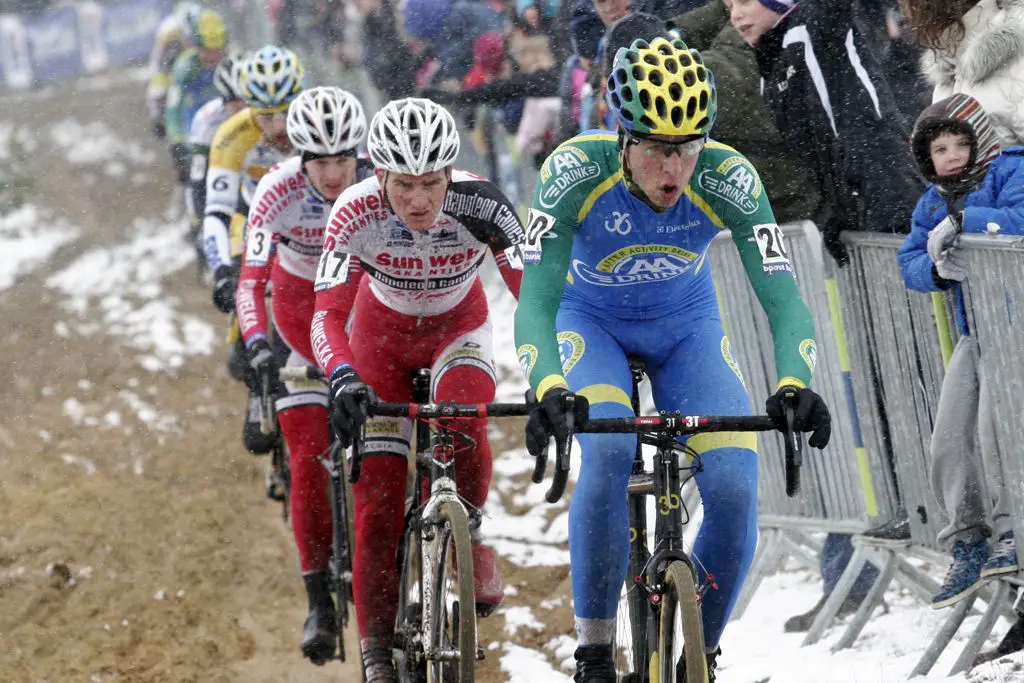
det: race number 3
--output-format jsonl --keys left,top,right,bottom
{"left": 314, "top": 249, "right": 351, "bottom": 292}
{"left": 245, "top": 227, "right": 272, "bottom": 265}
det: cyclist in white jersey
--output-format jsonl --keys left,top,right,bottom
{"left": 187, "top": 51, "right": 248, "bottom": 269}
{"left": 236, "top": 87, "right": 373, "bottom": 664}
{"left": 310, "top": 98, "right": 526, "bottom": 681}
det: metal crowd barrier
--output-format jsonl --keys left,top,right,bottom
{"left": 714, "top": 227, "right": 1023, "bottom": 677}
{"left": 710, "top": 222, "right": 903, "bottom": 620}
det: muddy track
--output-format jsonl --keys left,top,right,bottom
{"left": 0, "top": 77, "right": 577, "bottom": 683}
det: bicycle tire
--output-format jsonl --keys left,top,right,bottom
{"left": 427, "top": 500, "right": 477, "bottom": 683}
{"left": 659, "top": 561, "right": 707, "bottom": 683}
{"left": 328, "top": 451, "right": 352, "bottom": 662}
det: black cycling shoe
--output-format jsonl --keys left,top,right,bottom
{"left": 573, "top": 644, "right": 616, "bottom": 682}
{"left": 301, "top": 572, "right": 337, "bottom": 665}
{"left": 362, "top": 644, "right": 399, "bottom": 683}
{"left": 242, "top": 386, "right": 276, "bottom": 454}
{"left": 678, "top": 645, "right": 721, "bottom": 683}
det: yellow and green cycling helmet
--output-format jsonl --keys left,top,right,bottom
{"left": 191, "top": 9, "right": 227, "bottom": 51}
{"left": 606, "top": 36, "right": 716, "bottom": 138}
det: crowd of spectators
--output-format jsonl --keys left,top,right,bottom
{"left": 272, "top": 0, "right": 1024, "bottom": 663}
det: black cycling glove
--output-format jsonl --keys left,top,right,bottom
{"left": 212, "top": 266, "right": 238, "bottom": 314}
{"left": 330, "top": 367, "right": 377, "bottom": 447}
{"left": 526, "top": 387, "right": 589, "bottom": 458}
{"left": 247, "top": 339, "right": 279, "bottom": 388}
{"left": 765, "top": 386, "right": 832, "bottom": 449}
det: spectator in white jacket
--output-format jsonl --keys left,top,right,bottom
{"left": 902, "top": 0, "right": 1024, "bottom": 146}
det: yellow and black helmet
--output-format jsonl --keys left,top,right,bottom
{"left": 606, "top": 36, "right": 716, "bottom": 138}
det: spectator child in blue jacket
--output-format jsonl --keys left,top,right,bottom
{"left": 897, "top": 93, "right": 1022, "bottom": 609}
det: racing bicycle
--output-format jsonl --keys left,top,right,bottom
{"left": 532, "top": 360, "right": 803, "bottom": 682}
{"left": 363, "top": 370, "right": 532, "bottom": 683}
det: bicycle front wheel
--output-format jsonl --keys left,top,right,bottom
{"left": 427, "top": 500, "right": 477, "bottom": 683}
{"left": 659, "top": 561, "right": 707, "bottom": 683}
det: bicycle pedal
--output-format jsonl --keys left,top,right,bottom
{"left": 265, "top": 481, "right": 286, "bottom": 502}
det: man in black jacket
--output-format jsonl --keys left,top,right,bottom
{"left": 726, "top": 0, "right": 922, "bottom": 264}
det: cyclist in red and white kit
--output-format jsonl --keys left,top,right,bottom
{"left": 311, "top": 98, "right": 525, "bottom": 681}
{"left": 234, "top": 86, "right": 372, "bottom": 663}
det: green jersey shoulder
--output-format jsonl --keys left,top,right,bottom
{"left": 688, "top": 140, "right": 773, "bottom": 228}
{"left": 527, "top": 131, "right": 620, "bottom": 264}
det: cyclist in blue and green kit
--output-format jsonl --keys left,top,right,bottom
{"left": 514, "top": 36, "right": 832, "bottom": 681}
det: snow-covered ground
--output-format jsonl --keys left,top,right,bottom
{"left": 0, "top": 204, "right": 78, "bottom": 290}
{"left": 46, "top": 217, "right": 217, "bottom": 373}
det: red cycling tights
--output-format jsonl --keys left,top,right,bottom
{"left": 279, "top": 404, "right": 332, "bottom": 573}
{"left": 348, "top": 282, "right": 496, "bottom": 640}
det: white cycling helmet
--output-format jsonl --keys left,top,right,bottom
{"left": 368, "top": 98, "right": 460, "bottom": 175}
{"left": 243, "top": 45, "right": 305, "bottom": 111}
{"left": 287, "top": 87, "right": 367, "bottom": 156}
{"left": 213, "top": 50, "right": 248, "bottom": 102}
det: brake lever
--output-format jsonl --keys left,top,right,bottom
{"left": 781, "top": 390, "right": 803, "bottom": 497}
{"left": 546, "top": 394, "right": 575, "bottom": 504}
{"left": 258, "top": 367, "right": 275, "bottom": 436}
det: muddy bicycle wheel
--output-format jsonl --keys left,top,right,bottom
{"left": 427, "top": 501, "right": 477, "bottom": 683}
{"left": 659, "top": 560, "right": 707, "bottom": 683}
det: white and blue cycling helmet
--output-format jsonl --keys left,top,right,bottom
{"left": 242, "top": 45, "right": 305, "bottom": 111}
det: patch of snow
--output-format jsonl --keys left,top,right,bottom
{"left": 49, "top": 119, "right": 156, "bottom": 167}
{"left": 61, "top": 453, "right": 98, "bottom": 475}
{"left": 118, "top": 390, "right": 179, "bottom": 433}
{"left": 0, "top": 205, "right": 78, "bottom": 291}
{"left": 503, "top": 605, "right": 545, "bottom": 635}
{"left": 62, "top": 398, "right": 87, "bottom": 425}
{"left": 500, "top": 643, "right": 573, "bottom": 682}
{"left": 0, "top": 122, "right": 36, "bottom": 159}
{"left": 46, "top": 218, "right": 217, "bottom": 372}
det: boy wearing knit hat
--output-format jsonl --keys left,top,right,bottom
{"left": 723, "top": 0, "right": 921, "bottom": 263}
{"left": 897, "top": 93, "right": 1023, "bottom": 608}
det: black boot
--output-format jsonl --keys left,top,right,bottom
{"left": 242, "top": 384, "right": 276, "bottom": 454}
{"left": 362, "top": 642, "right": 399, "bottom": 683}
{"left": 973, "top": 614, "right": 1024, "bottom": 666}
{"left": 678, "top": 645, "right": 721, "bottom": 682}
{"left": 783, "top": 593, "right": 871, "bottom": 633}
{"left": 573, "top": 644, "right": 616, "bottom": 682}
{"left": 859, "top": 515, "right": 911, "bottom": 547}
{"left": 301, "top": 572, "right": 337, "bottom": 664}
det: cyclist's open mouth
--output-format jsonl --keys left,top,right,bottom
{"left": 659, "top": 184, "right": 679, "bottom": 200}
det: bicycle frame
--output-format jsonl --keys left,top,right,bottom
{"left": 393, "top": 370, "right": 477, "bottom": 673}
{"left": 620, "top": 363, "right": 703, "bottom": 679}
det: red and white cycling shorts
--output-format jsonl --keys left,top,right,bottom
{"left": 347, "top": 276, "right": 497, "bottom": 456}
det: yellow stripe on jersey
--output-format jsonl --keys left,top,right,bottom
{"left": 684, "top": 185, "right": 725, "bottom": 229}
{"left": 578, "top": 170, "right": 623, "bottom": 224}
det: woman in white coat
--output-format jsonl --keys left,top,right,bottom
{"left": 903, "top": 0, "right": 1024, "bottom": 146}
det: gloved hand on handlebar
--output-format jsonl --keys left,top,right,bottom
{"left": 525, "top": 387, "right": 590, "bottom": 458}
{"left": 765, "top": 386, "right": 831, "bottom": 449}
{"left": 247, "top": 339, "right": 279, "bottom": 388}
{"left": 212, "top": 266, "right": 238, "bottom": 314}
{"left": 330, "top": 366, "right": 377, "bottom": 447}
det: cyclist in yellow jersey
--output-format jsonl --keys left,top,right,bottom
{"left": 203, "top": 45, "right": 305, "bottom": 455}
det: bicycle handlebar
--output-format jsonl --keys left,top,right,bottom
{"left": 279, "top": 366, "right": 327, "bottom": 382}
{"left": 534, "top": 402, "right": 804, "bottom": 504}
{"left": 277, "top": 366, "right": 805, "bottom": 498}
{"left": 367, "top": 402, "right": 533, "bottom": 419}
